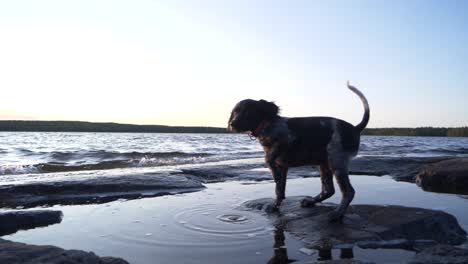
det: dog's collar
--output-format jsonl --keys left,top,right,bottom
{"left": 250, "top": 119, "right": 270, "bottom": 138}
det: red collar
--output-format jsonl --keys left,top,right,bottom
{"left": 250, "top": 119, "right": 270, "bottom": 138}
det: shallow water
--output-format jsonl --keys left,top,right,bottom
{"left": 5, "top": 175, "right": 468, "bottom": 264}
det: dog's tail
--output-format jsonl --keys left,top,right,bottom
{"left": 347, "top": 81, "right": 370, "bottom": 132}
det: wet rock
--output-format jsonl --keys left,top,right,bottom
{"left": 0, "top": 238, "right": 128, "bottom": 264}
{"left": 349, "top": 156, "right": 447, "bottom": 182}
{"left": 181, "top": 156, "right": 450, "bottom": 184}
{"left": 181, "top": 163, "right": 319, "bottom": 183}
{"left": 408, "top": 244, "right": 468, "bottom": 264}
{"left": 0, "top": 172, "right": 204, "bottom": 208}
{"left": 416, "top": 158, "right": 468, "bottom": 194}
{"left": 181, "top": 163, "right": 267, "bottom": 183}
{"left": 0, "top": 210, "right": 63, "bottom": 236}
{"left": 181, "top": 156, "right": 452, "bottom": 184}
{"left": 242, "top": 196, "right": 467, "bottom": 250}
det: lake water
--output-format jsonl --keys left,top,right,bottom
{"left": 1, "top": 132, "right": 468, "bottom": 178}
{"left": 1, "top": 132, "right": 468, "bottom": 263}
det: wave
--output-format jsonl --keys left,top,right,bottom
{"left": 0, "top": 149, "right": 265, "bottom": 176}
{"left": 0, "top": 151, "right": 214, "bottom": 175}
{"left": 42, "top": 150, "right": 212, "bottom": 162}
{"left": 0, "top": 164, "right": 40, "bottom": 175}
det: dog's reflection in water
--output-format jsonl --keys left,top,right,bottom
{"left": 267, "top": 228, "right": 354, "bottom": 264}
{"left": 268, "top": 227, "right": 296, "bottom": 264}
{"left": 318, "top": 247, "right": 354, "bottom": 261}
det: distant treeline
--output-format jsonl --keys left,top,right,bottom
{"left": 1, "top": 121, "right": 467, "bottom": 137}
{"left": 0, "top": 121, "right": 227, "bottom": 133}
{"left": 363, "top": 127, "right": 468, "bottom": 137}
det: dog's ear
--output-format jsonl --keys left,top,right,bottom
{"left": 258, "top": 100, "right": 279, "bottom": 119}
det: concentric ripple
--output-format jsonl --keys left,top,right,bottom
{"left": 88, "top": 200, "right": 273, "bottom": 249}
{"left": 172, "top": 204, "right": 269, "bottom": 240}
{"left": 217, "top": 214, "right": 249, "bottom": 223}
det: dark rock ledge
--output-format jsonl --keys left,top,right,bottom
{"left": 0, "top": 238, "right": 129, "bottom": 264}
{"left": 242, "top": 196, "right": 467, "bottom": 251}
{"left": 0, "top": 172, "right": 205, "bottom": 208}
{"left": 348, "top": 156, "right": 449, "bottom": 182}
{"left": 416, "top": 158, "right": 468, "bottom": 195}
{"left": 0, "top": 210, "right": 63, "bottom": 236}
{"left": 180, "top": 156, "right": 450, "bottom": 184}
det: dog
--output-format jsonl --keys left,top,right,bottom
{"left": 228, "top": 82, "right": 369, "bottom": 221}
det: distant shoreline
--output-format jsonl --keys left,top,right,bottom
{"left": 362, "top": 127, "right": 468, "bottom": 138}
{"left": 0, "top": 120, "right": 466, "bottom": 137}
{"left": 0, "top": 120, "right": 227, "bottom": 134}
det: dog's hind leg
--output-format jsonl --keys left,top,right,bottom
{"left": 328, "top": 162, "right": 355, "bottom": 222}
{"left": 301, "top": 163, "right": 334, "bottom": 207}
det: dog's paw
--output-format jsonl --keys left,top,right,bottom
{"left": 300, "top": 197, "right": 317, "bottom": 208}
{"left": 263, "top": 203, "right": 280, "bottom": 213}
{"left": 326, "top": 209, "right": 344, "bottom": 223}
{"left": 271, "top": 205, "right": 280, "bottom": 213}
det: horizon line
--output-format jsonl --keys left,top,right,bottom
{"left": 0, "top": 119, "right": 466, "bottom": 130}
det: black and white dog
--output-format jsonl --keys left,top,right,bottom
{"left": 228, "top": 82, "right": 369, "bottom": 221}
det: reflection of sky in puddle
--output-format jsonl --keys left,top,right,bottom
{"left": 5, "top": 175, "right": 468, "bottom": 264}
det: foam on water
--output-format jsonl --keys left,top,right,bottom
{"left": 0, "top": 164, "right": 40, "bottom": 175}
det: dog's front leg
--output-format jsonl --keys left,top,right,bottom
{"left": 266, "top": 150, "right": 288, "bottom": 210}
{"left": 274, "top": 166, "right": 288, "bottom": 209}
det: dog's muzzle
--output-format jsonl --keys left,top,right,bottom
{"left": 227, "top": 113, "right": 238, "bottom": 132}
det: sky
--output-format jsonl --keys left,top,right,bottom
{"left": 0, "top": 0, "right": 467, "bottom": 128}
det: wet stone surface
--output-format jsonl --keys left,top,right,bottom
{"left": 241, "top": 196, "right": 467, "bottom": 250}
{"left": 0, "top": 238, "right": 129, "bottom": 264}
{"left": 416, "top": 158, "right": 468, "bottom": 195}
{"left": 348, "top": 156, "right": 448, "bottom": 182}
{"left": 180, "top": 162, "right": 319, "bottom": 183}
{"left": 0, "top": 210, "right": 63, "bottom": 236}
{"left": 0, "top": 172, "right": 205, "bottom": 208}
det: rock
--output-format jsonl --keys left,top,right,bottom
{"left": 242, "top": 196, "right": 467, "bottom": 250}
{"left": 181, "top": 163, "right": 319, "bottom": 183}
{"left": 182, "top": 156, "right": 451, "bottom": 183}
{"left": 416, "top": 158, "right": 468, "bottom": 194}
{"left": 0, "top": 238, "right": 128, "bottom": 264}
{"left": 0, "top": 172, "right": 204, "bottom": 208}
{"left": 408, "top": 244, "right": 468, "bottom": 264}
{"left": 0, "top": 210, "right": 63, "bottom": 236}
{"left": 349, "top": 156, "right": 447, "bottom": 182}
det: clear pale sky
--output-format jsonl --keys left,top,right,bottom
{"left": 0, "top": 1, "right": 467, "bottom": 128}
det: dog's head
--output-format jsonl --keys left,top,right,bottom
{"left": 228, "top": 99, "right": 279, "bottom": 132}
